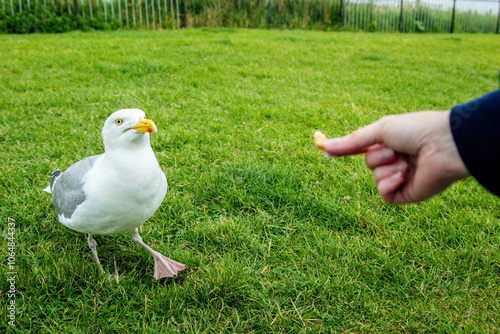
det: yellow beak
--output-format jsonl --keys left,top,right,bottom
{"left": 127, "top": 118, "right": 157, "bottom": 134}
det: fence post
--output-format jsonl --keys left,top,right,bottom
{"left": 124, "top": 0, "right": 129, "bottom": 27}
{"left": 164, "top": 0, "right": 167, "bottom": 25}
{"left": 131, "top": 0, "right": 136, "bottom": 26}
{"left": 268, "top": 0, "right": 272, "bottom": 28}
{"left": 118, "top": 0, "right": 122, "bottom": 25}
{"left": 496, "top": 0, "right": 500, "bottom": 34}
{"left": 9, "top": 0, "right": 13, "bottom": 16}
{"left": 176, "top": 0, "right": 180, "bottom": 28}
{"left": 339, "top": 0, "right": 343, "bottom": 26}
{"left": 104, "top": 0, "right": 108, "bottom": 21}
{"left": 170, "top": 0, "right": 174, "bottom": 28}
{"left": 73, "top": 0, "right": 78, "bottom": 15}
{"left": 139, "top": 4, "right": 142, "bottom": 25}
{"left": 157, "top": 0, "right": 162, "bottom": 26}
{"left": 152, "top": 0, "right": 156, "bottom": 27}
{"left": 450, "top": 0, "right": 456, "bottom": 33}
{"left": 399, "top": 0, "right": 404, "bottom": 32}
{"left": 182, "top": 0, "right": 186, "bottom": 27}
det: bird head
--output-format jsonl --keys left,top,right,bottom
{"left": 101, "top": 109, "right": 158, "bottom": 150}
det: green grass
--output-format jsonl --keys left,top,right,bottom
{"left": 1, "top": 29, "right": 499, "bottom": 333}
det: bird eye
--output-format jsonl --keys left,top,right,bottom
{"left": 115, "top": 118, "right": 123, "bottom": 126}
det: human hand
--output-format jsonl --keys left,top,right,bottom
{"left": 321, "top": 111, "right": 470, "bottom": 204}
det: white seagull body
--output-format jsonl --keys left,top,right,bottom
{"left": 44, "top": 109, "right": 186, "bottom": 280}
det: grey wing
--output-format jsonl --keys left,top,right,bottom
{"left": 52, "top": 154, "right": 102, "bottom": 220}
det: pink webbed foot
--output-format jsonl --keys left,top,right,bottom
{"left": 152, "top": 252, "right": 187, "bottom": 280}
{"left": 132, "top": 228, "right": 187, "bottom": 280}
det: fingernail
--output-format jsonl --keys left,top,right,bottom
{"left": 390, "top": 171, "right": 403, "bottom": 181}
{"left": 378, "top": 147, "right": 394, "bottom": 160}
{"left": 324, "top": 152, "right": 337, "bottom": 158}
{"left": 396, "top": 159, "right": 407, "bottom": 172}
{"left": 323, "top": 138, "right": 341, "bottom": 158}
{"left": 324, "top": 138, "right": 341, "bottom": 146}
{"left": 323, "top": 138, "right": 342, "bottom": 153}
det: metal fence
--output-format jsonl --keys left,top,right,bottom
{"left": 344, "top": 0, "right": 500, "bottom": 33}
{"left": 2, "top": 0, "right": 500, "bottom": 32}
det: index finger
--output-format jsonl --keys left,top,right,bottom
{"left": 323, "top": 120, "right": 386, "bottom": 157}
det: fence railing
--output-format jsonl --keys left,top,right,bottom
{"left": 344, "top": 0, "right": 500, "bottom": 33}
{"left": 1, "top": 0, "right": 499, "bottom": 33}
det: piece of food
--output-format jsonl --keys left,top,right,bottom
{"left": 314, "top": 131, "right": 328, "bottom": 151}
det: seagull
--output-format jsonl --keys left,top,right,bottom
{"left": 44, "top": 109, "right": 186, "bottom": 280}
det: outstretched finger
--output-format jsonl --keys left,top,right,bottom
{"left": 323, "top": 120, "right": 387, "bottom": 157}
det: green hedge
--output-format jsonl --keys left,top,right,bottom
{"left": 0, "top": 4, "right": 120, "bottom": 33}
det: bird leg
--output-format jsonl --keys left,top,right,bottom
{"left": 131, "top": 228, "right": 187, "bottom": 280}
{"left": 87, "top": 234, "right": 119, "bottom": 283}
{"left": 87, "top": 234, "right": 105, "bottom": 274}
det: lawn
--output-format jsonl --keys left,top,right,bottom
{"left": 1, "top": 29, "right": 499, "bottom": 333}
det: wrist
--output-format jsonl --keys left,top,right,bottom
{"left": 442, "top": 110, "right": 470, "bottom": 181}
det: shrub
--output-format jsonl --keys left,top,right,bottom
{"left": 0, "top": 3, "right": 114, "bottom": 34}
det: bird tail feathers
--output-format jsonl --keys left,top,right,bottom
{"left": 43, "top": 168, "right": 62, "bottom": 194}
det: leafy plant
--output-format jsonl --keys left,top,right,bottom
{"left": 0, "top": 3, "right": 117, "bottom": 33}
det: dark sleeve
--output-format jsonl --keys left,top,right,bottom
{"left": 449, "top": 89, "right": 500, "bottom": 197}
